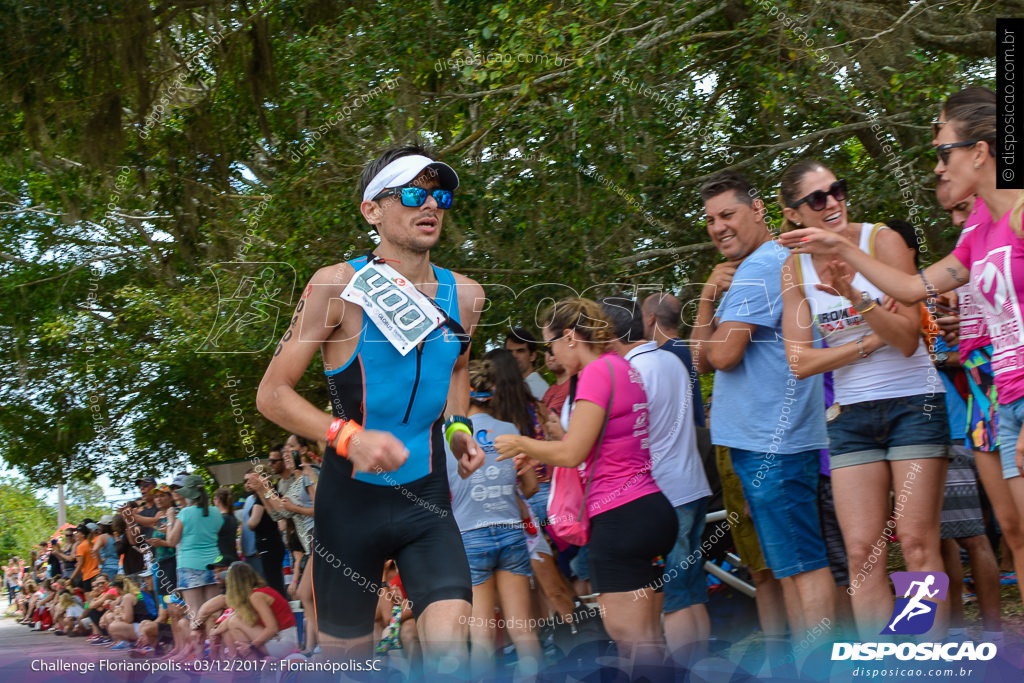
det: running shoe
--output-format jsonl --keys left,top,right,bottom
{"left": 130, "top": 646, "right": 154, "bottom": 658}
{"left": 1001, "top": 572, "right": 1017, "bottom": 586}
{"left": 89, "top": 636, "right": 112, "bottom": 646}
{"left": 109, "top": 640, "right": 134, "bottom": 650}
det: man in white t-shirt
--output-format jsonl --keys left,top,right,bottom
{"left": 600, "top": 296, "right": 713, "bottom": 665}
{"left": 505, "top": 327, "right": 549, "bottom": 400}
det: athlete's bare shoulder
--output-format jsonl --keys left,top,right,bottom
{"left": 291, "top": 261, "right": 361, "bottom": 338}
{"left": 448, "top": 269, "right": 486, "bottom": 329}
{"left": 448, "top": 269, "right": 483, "bottom": 292}
{"left": 308, "top": 260, "right": 357, "bottom": 294}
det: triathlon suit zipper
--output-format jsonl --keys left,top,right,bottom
{"left": 401, "top": 342, "right": 425, "bottom": 424}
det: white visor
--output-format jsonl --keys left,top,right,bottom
{"left": 362, "top": 154, "right": 459, "bottom": 202}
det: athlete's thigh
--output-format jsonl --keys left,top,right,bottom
{"left": 392, "top": 511, "right": 472, "bottom": 618}
{"left": 312, "top": 516, "right": 391, "bottom": 639}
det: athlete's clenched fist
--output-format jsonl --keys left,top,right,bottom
{"left": 346, "top": 429, "right": 410, "bottom": 473}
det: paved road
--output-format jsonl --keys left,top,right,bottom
{"left": 0, "top": 612, "right": 105, "bottom": 662}
{"left": 0, "top": 613, "right": 223, "bottom": 681}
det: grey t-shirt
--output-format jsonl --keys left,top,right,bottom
{"left": 446, "top": 413, "right": 523, "bottom": 533}
{"left": 525, "top": 371, "right": 549, "bottom": 401}
{"left": 271, "top": 473, "right": 315, "bottom": 553}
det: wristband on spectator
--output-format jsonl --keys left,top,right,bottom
{"left": 444, "top": 416, "right": 472, "bottom": 445}
{"left": 334, "top": 420, "right": 363, "bottom": 459}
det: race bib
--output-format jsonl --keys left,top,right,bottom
{"left": 341, "top": 260, "right": 443, "bottom": 355}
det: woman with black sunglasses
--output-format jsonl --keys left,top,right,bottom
{"left": 780, "top": 86, "right": 1024, "bottom": 616}
{"left": 777, "top": 159, "right": 951, "bottom": 639}
{"left": 494, "top": 298, "right": 677, "bottom": 676}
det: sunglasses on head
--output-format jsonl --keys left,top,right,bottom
{"left": 935, "top": 140, "right": 980, "bottom": 166}
{"left": 788, "top": 179, "right": 847, "bottom": 211}
{"left": 374, "top": 185, "right": 454, "bottom": 209}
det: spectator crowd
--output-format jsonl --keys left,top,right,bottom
{"left": 3, "top": 462, "right": 313, "bottom": 661}
{"left": 4, "top": 85, "right": 1022, "bottom": 677}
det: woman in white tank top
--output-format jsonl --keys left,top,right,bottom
{"left": 778, "top": 160, "right": 951, "bottom": 640}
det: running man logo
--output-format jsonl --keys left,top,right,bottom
{"left": 197, "top": 262, "right": 297, "bottom": 354}
{"left": 881, "top": 571, "right": 949, "bottom": 635}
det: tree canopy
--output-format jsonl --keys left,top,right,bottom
{"left": 0, "top": 0, "right": 1008, "bottom": 487}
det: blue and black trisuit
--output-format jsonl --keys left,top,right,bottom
{"left": 313, "top": 255, "right": 472, "bottom": 638}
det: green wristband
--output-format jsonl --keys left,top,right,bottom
{"left": 445, "top": 422, "right": 472, "bottom": 445}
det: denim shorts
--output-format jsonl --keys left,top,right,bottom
{"left": 729, "top": 448, "right": 829, "bottom": 579}
{"left": 663, "top": 497, "right": 710, "bottom": 612}
{"left": 528, "top": 481, "right": 551, "bottom": 524}
{"left": 998, "top": 396, "right": 1024, "bottom": 479}
{"left": 461, "top": 525, "right": 532, "bottom": 586}
{"left": 570, "top": 544, "right": 589, "bottom": 581}
{"left": 176, "top": 566, "right": 217, "bottom": 590}
{"left": 827, "top": 393, "right": 951, "bottom": 469}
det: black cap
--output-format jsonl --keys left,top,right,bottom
{"left": 206, "top": 556, "right": 232, "bottom": 570}
{"left": 135, "top": 476, "right": 157, "bottom": 486}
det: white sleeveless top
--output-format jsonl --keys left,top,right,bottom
{"left": 798, "top": 223, "right": 942, "bottom": 405}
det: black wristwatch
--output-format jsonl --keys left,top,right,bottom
{"left": 443, "top": 415, "right": 472, "bottom": 432}
{"left": 444, "top": 415, "right": 472, "bottom": 445}
{"left": 934, "top": 351, "right": 949, "bottom": 368}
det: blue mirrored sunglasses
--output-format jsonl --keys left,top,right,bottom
{"left": 374, "top": 186, "right": 454, "bottom": 209}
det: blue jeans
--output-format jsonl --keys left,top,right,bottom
{"left": 998, "top": 396, "right": 1024, "bottom": 479}
{"left": 663, "top": 497, "right": 710, "bottom": 612}
{"left": 461, "top": 525, "right": 532, "bottom": 586}
{"left": 528, "top": 481, "right": 550, "bottom": 524}
{"left": 176, "top": 566, "right": 216, "bottom": 590}
{"left": 729, "top": 448, "right": 829, "bottom": 578}
{"left": 570, "top": 544, "right": 589, "bottom": 582}
{"left": 827, "top": 393, "right": 950, "bottom": 467}
{"left": 244, "top": 554, "right": 264, "bottom": 578}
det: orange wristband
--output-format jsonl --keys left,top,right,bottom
{"left": 334, "top": 420, "right": 364, "bottom": 459}
{"left": 325, "top": 418, "right": 346, "bottom": 449}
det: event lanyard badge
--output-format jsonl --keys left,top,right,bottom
{"left": 340, "top": 259, "right": 444, "bottom": 355}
